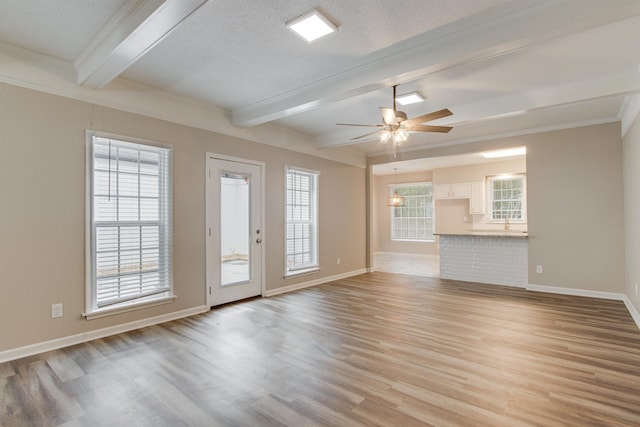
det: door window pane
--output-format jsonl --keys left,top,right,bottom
{"left": 220, "top": 172, "right": 251, "bottom": 285}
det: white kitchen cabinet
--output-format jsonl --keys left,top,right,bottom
{"left": 434, "top": 183, "right": 470, "bottom": 199}
{"left": 469, "top": 181, "right": 485, "bottom": 214}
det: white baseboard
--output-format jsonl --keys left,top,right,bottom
{"left": 374, "top": 251, "right": 439, "bottom": 258}
{"left": 265, "top": 269, "right": 368, "bottom": 297}
{"left": 622, "top": 295, "right": 640, "bottom": 330}
{"left": 527, "top": 283, "right": 640, "bottom": 331}
{"left": 526, "top": 284, "right": 625, "bottom": 300}
{"left": 0, "top": 305, "right": 208, "bottom": 364}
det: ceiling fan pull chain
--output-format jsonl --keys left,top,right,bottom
{"left": 393, "top": 85, "right": 397, "bottom": 112}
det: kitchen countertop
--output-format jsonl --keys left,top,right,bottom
{"left": 435, "top": 230, "right": 528, "bottom": 237}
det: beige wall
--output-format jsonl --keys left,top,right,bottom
{"left": 432, "top": 158, "right": 526, "bottom": 184}
{"left": 372, "top": 170, "right": 438, "bottom": 255}
{"left": 434, "top": 199, "right": 469, "bottom": 235}
{"left": 623, "top": 111, "right": 640, "bottom": 314}
{"left": 526, "top": 123, "right": 624, "bottom": 292}
{"left": 433, "top": 158, "right": 527, "bottom": 234}
{"left": 369, "top": 122, "right": 625, "bottom": 293}
{"left": 0, "top": 84, "right": 366, "bottom": 353}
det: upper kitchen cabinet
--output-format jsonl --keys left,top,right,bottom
{"left": 434, "top": 183, "right": 470, "bottom": 199}
{"left": 469, "top": 181, "right": 485, "bottom": 214}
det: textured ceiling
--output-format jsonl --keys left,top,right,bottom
{"left": 0, "top": 0, "right": 127, "bottom": 61}
{"left": 1, "top": 0, "right": 639, "bottom": 170}
{"left": 122, "top": 0, "right": 507, "bottom": 110}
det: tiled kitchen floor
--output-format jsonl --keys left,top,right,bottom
{"left": 373, "top": 252, "right": 440, "bottom": 277}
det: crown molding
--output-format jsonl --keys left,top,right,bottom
{"left": 0, "top": 42, "right": 366, "bottom": 168}
{"left": 620, "top": 93, "right": 640, "bottom": 137}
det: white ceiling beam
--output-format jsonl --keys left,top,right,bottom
{"left": 231, "top": 0, "right": 640, "bottom": 128}
{"left": 314, "top": 72, "right": 640, "bottom": 148}
{"left": 74, "top": 0, "right": 208, "bottom": 89}
{"left": 447, "top": 73, "right": 640, "bottom": 126}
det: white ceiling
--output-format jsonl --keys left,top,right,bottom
{"left": 1, "top": 0, "right": 640, "bottom": 173}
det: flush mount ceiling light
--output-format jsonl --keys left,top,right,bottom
{"left": 481, "top": 146, "right": 527, "bottom": 159}
{"left": 286, "top": 9, "right": 337, "bottom": 43}
{"left": 395, "top": 91, "right": 425, "bottom": 106}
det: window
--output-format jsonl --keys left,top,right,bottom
{"left": 285, "top": 167, "right": 319, "bottom": 275}
{"left": 489, "top": 175, "right": 526, "bottom": 221}
{"left": 391, "top": 183, "right": 434, "bottom": 241}
{"left": 86, "top": 134, "right": 173, "bottom": 316}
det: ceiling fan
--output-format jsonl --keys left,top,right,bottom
{"left": 337, "top": 85, "right": 453, "bottom": 157}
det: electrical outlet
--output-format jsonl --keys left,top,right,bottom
{"left": 51, "top": 303, "right": 63, "bottom": 319}
{"left": 337, "top": 257, "right": 341, "bottom": 265}
{"left": 536, "top": 265, "right": 543, "bottom": 274}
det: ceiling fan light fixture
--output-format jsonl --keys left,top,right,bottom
{"left": 395, "top": 91, "right": 425, "bottom": 106}
{"left": 394, "top": 128, "right": 409, "bottom": 143}
{"left": 380, "top": 130, "right": 392, "bottom": 143}
{"left": 286, "top": 9, "right": 337, "bottom": 43}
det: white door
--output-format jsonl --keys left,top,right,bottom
{"left": 206, "top": 155, "right": 263, "bottom": 306}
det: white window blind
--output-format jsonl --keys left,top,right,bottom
{"left": 88, "top": 136, "right": 172, "bottom": 311}
{"left": 285, "top": 167, "right": 319, "bottom": 274}
{"left": 390, "top": 183, "right": 434, "bottom": 241}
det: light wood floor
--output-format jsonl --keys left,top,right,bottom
{"left": 373, "top": 253, "right": 439, "bottom": 277}
{"left": 2, "top": 272, "right": 640, "bottom": 426}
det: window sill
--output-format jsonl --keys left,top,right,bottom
{"left": 391, "top": 238, "right": 436, "bottom": 243}
{"left": 83, "top": 295, "right": 177, "bottom": 320}
{"left": 284, "top": 267, "right": 320, "bottom": 279}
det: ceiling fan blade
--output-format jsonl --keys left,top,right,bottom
{"left": 404, "top": 108, "right": 453, "bottom": 127}
{"left": 350, "top": 130, "right": 382, "bottom": 140}
{"left": 410, "top": 125, "right": 453, "bottom": 133}
{"left": 336, "top": 123, "right": 382, "bottom": 128}
{"left": 380, "top": 107, "right": 398, "bottom": 125}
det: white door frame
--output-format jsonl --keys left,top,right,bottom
{"left": 205, "top": 153, "right": 265, "bottom": 307}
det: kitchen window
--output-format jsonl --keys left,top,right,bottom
{"left": 390, "top": 182, "right": 434, "bottom": 241}
{"left": 488, "top": 175, "right": 526, "bottom": 221}
{"left": 86, "top": 134, "right": 173, "bottom": 318}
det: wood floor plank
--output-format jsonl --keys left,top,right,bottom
{"left": 1, "top": 272, "right": 640, "bottom": 426}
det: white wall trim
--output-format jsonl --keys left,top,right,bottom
{"left": 265, "top": 269, "right": 368, "bottom": 297}
{"left": 373, "top": 251, "right": 438, "bottom": 257}
{"left": 0, "top": 305, "right": 208, "bottom": 364}
{"left": 526, "top": 283, "right": 624, "bottom": 300}
{"left": 622, "top": 295, "right": 640, "bottom": 330}
{"left": 527, "top": 283, "right": 640, "bottom": 331}
{"left": 620, "top": 93, "right": 640, "bottom": 138}
{"left": 368, "top": 117, "right": 620, "bottom": 158}
{"left": 0, "top": 42, "right": 366, "bottom": 168}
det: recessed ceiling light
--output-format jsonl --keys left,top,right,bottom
{"left": 481, "top": 146, "right": 527, "bottom": 159}
{"left": 286, "top": 9, "right": 337, "bottom": 43}
{"left": 395, "top": 91, "right": 425, "bottom": 105}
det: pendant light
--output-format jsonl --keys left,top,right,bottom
{"left": 387, "top": 168, "right": 405, "bottom": 207}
